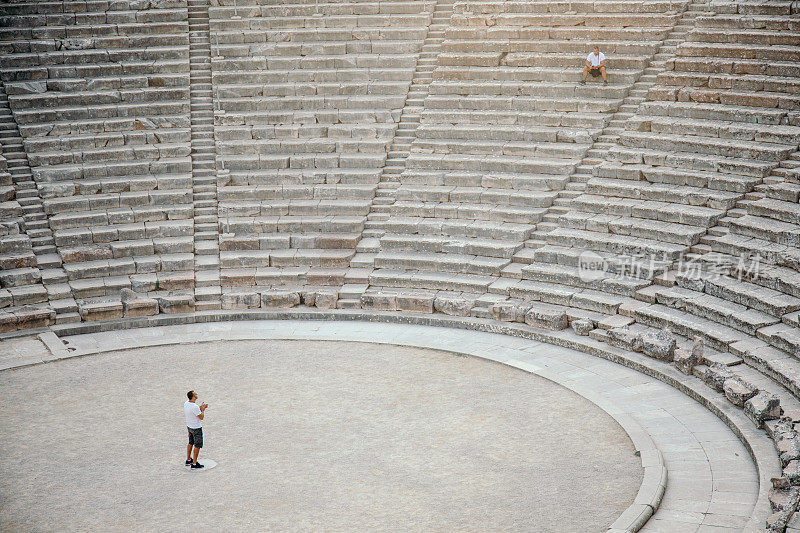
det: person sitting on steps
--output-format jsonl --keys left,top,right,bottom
{"left": 581, "top": 45, "right": 607, "bottom": 85}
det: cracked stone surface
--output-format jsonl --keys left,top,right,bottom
{"left": 0, "top": 339, "right": 642, "bottom": 531}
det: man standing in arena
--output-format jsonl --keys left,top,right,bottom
{"left": 581, "top": 45, "right": 608, "bottom": 85}
{"left": 184, "top": 390, "right": 208, "bottom": 469}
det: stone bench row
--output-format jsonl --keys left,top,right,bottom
{"left": 217, "top": 109, "right": 399, "bottom": 127}
{"left": 411, "top": 139, "right": 586, "bottom": 160}
{"left": 0, "top": 46, "right": 188, "bottom": 69}
{"left": 217, "top": 184, "right": 376, "bottom": 200}
{"left": 218, "top": 153, "right": 386, "bottom": 172}
{"left": 216, "top": 139, "right": 389, "bottom": 156}
{"left": 210, "top": 14, "right": 431, "bottom": 31}
{"left": 678, "top": 42, "right": 800, "bottom": 63}
{"left": 647, "top": 85, "right": 800, "bottom": 111}
{"left": 49, "top": 205, "right": 192, "bottom": 231}
{"left": 630, "top": 115, "right": 800, "bottom": 146}
{"left": 214, "top": 68, "right": 413, "bottom": 84}
{"left": 12, "top": 102, "right": 189, "bottom": 126}
{"left": 393, "top": 185, "right": 557, "bottom": 208}
{"left": 6, "top": 73, "right": 188, "bottom": 95}
{"left": 211, "top": 27, "right": 429, "bottom": 44}
{"left": 438, "top": 52, "right": 650, "bottom": 70}
{"left": 687, "top": 28, "right": 800, "bottom": 46}
{"left": 211, "top": 2, "right": 431, "bottom": 18}
{"left": 422, "top": 109, "right": 608, "bottom": 129}
{"left": 26, "top": 142, "right": 188, "bottom": 167}
{"left": 572, "top": 193, "right": 723, "bottom": 227}
{"left": 0, "top": 21, "right": 188, "bottom": 42}
{"left": 417, "top": 123, "right": 597, "bottom": 145}
{"left": 606, "top": 145, "right": 775, "bottom": 179}
{"left": 423, "top": 94, "right": 622, "bottom": 114}
{"left": 434, "top": 66, "right": 640, "bottom": 84}
{"left": 216, "top": 81, "right": 409, "bottom": 99}
{"left": 657, "top": 72, "right": 800, "bottom": 98}
{"left": 218, "top": 41, "right": 421, "bottom": 58}
{"left": 377, "top": 232, "right": 521, "bottom": 260}
{"left": 445, "top": 26, "right": 671, "bottom": 41}
{"left": 1, "top": 33, "right": 189, "bottom": 55}
{"left": 695, "top": 14, "right": 800, "bottom": 31}
{"left": 23, "top": 129, "right": 189, "bottom": 155}
{"left": 403, "top": 153, "right": 576, "bottom": 176}
{"left": 559, "top": 209, "right": 706, "bottom": 247}
{"left": 218, "top": 200, "right": 371, "bottom": 217}
{"left": 38, "top": 174, "right": 191, "bottom": 201}
{"left": 220, "top": 168, "right": 383, "bottom": 185}
{"left": 8, "top": 86, "right": 187, "bottom": 108}
{"left": 215, "top": 124, "right": 395, "bottom": 142}
{"left": 30, "top": 156, "right": 190, "bottom": 183}
{"left": 220, "top": 249, "right": 354, "bottom": 269}
{"left": 440, "top": 39, "right": 661, "bottom": 55}
{"left": 220, "top": 231, "right": 359, "bottom": 252}
{"left": 0, "top": 9, "right": 187, "bottom": 28}
{"left": 453, "top": 0, "right": 687, "bottom": 14}
{"left": 595, "top": 160, "right": 759, "bottom": 194}
{"left": 428, "top": 80, "right": 628, "bottom": 99}
{"left": 449, "top": 13, "right": 681, "bottom": 27}
{"left": 619, "top": 131, "right": 795, "bottom": 163}
{"left": 0, "top": 1, "right": 186, "bottom": 15}
{"left": 59, "top": 253, "right": 194, "bottom": 280}
{"left": 394, "top": 170, "right": 570, "bottom": 191}
{"left": 638, "top": 100, "right": 799, "bottom": 127}
{"left": 213, "top": 54, "right": 418, "bottom": 71}
{"left": 220, "top": 215, "right": 364, "bottom": 235}
{"left": 388, "top": 200, "right": 547, "bottom": 225}
{"left": 1, "top": 59, "right": 189, "bottom": 82}
{"left": 218, "top": 95, "right": 408, "bottom": 112}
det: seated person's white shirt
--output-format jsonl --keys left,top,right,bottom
{"left": 587, "top": 52, "right": 606, "bottom": 67}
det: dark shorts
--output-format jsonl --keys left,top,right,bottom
{"left": 589, "top": 67, "right": 603, "bottom": 77}
{"left": 187, "top": 427, "right": 203, "bottom": 448}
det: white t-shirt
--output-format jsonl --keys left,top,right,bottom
{"left": 587, "top": 51, "right": 606, "bottom": 67}
{"left": 184, "top": 400, "right": 202, "bottom": 429}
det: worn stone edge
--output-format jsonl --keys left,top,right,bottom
{"left": 3, "top": 308, "right": 779, "bottom": 529}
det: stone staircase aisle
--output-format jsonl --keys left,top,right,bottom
{"left": 532, "top": 0, "right": 711, "bottom": 241}
{"left": 187, "top": 0, "right": 221, "bottom": 310}
{"left": 0, "top": 82, "right": 75, "bottom": 323}
{"left": 361, "top": 0, "right": 455, "bottom": 244}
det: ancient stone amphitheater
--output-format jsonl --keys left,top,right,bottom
{"left": 1, "top": 0, "right": 800, "bottom": 530}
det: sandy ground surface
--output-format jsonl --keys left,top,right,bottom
{"left": 0, "top": 339, "right": 642, "bottom": 532}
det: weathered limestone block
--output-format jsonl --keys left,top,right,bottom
{"left": 314, "top": 290, "right": 338, "bottom": 310}
{"left": 434, "top": 295, "right": 473, "bottom": 317}
{"left": 396, "top": 292, "right": 434, "bottom": 314}
{"left": 778, "top": 434, "right": 800, "bottom": 466}
{"left": 61, "top": 244, "right": 113, "bottom": 263}
{"left": 361, "top": 292, "right": 397, "bottom": 311}
{"left": 674, "top": 348, "right": 698, "bottom": 375}
{"left": 221, "top": 291, "right": 260, "bottom": 310}
{"left": 15, "top": 306, "right": 56, "bottom": 329}
{"left": 491, "top": 301, "right": 527, "bottom": 323}
{"left": 767, "top": 510, "right": 792, "bottom": 532}
{"left": 571, "top": 317, "right": 594, "bottom": 336}
{"left": 702, "top": 363, "right": 734, "bottom": 392}
{"left": 769, "top": 485, "right": 800, "bottom": 513}
{"left": 784, "top": 460, "right": 800, "bottom": 485}
{"left": 79, "top": 301, "right": 123, "bottom": 321}
{"left": 120, "top": 289, "right": 157, "bottom": 317}
{"left": 0, "top": 312, "right": 18, "bottom": 333}
{"left": 301, "top": 290, "right": 316, "bottom": 307}
{"left": 745, "top": 392, "right": 781, "bottom": 428}
{"left": 261, "top": 290, "right": 300, "bottom": 309}
{"left": 639, "top": 328, "right": 677, "bottom": 362}
{"left": 608, "top": 327, "right": 643, "bottom": 352}
{"left": 723, "top": 377, "right": 758, "bottom": 407}
{"left": 524, "top": 304, "right": 568, "bottom": 330}
{"left": 156, "top": 294, "right": 195, "bottom": 314}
